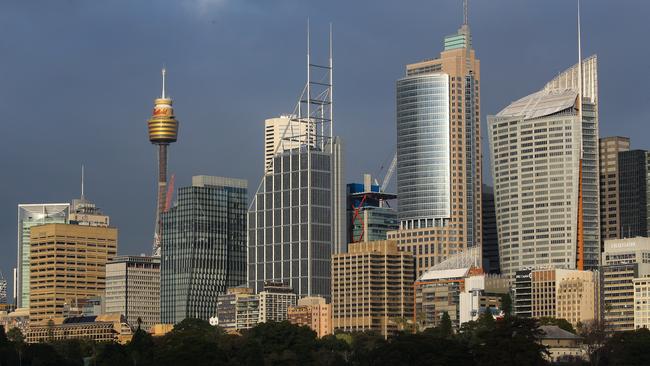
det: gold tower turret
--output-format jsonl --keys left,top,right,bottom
{"left": 148, "top": 68, "right": 179, "bottom": 256}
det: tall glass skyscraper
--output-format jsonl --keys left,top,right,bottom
{"left": 388, "top": 12, "right": 482, "bottom": 277}
{"left": 487, "top": 56, "right": 600, "bottom": 276}
{"left": 618, "top": 150, "right": 650, "bottom": 238}
{"left": 16, "top": 203, "right": 69, "bottom": 308}
{"left": 160, "top": 176, "right": 247, "bottom": 323}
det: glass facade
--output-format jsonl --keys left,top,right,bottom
{"left": 17, "top": 204, "right": 69, "bottom": 308}
{"left": 396, "top": 74, "right": 450, "bottom": 227}
{"left": 346, "top": 182, "right": 398, "bottom": 243}
{"left": 248, "top": 149, "right": 336, "bottom": 300}
{"left": 618, "top": 150, "right": 650, "bottom": 237}
{"left": 160, "top": 176, "right": 247, "bottom": 324}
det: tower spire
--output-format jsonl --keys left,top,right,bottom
{"left": 463, "top": 0, "right": 468, "bottom": 26}
{"left": 81, "top": 164, "right": 85, "bottom": 199}
{"left": 161, "top": 67, "right": 167, "bottom": 99}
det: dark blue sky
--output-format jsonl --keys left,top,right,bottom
{"left": 1, "top": 0, "right": 648, "bottom": 299}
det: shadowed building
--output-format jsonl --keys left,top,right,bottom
{"left": 598, "top": 137, "right": 630, "bottom": 243}
{"left": 160, "top": 176, "right": 247, "bottom": 324}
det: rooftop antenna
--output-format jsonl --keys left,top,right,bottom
{"left": 463, "top": 0, "right": 468, "bottom": 26}
{"left": 161, "top": 67, "right": 167, "bottom": 99}
{"left": 81, "top": 165, "right": 85, "bottom": 199}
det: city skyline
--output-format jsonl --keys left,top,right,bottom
{"left": 1, "top": 0, "right": 649, "bottom": 300}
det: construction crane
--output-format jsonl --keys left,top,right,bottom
{"left": 380, "top": 153, "right": 397, "bottom": 193}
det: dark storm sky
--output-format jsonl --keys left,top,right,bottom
{"left": 1, "top": 0, "right": 648, "bottom": 299}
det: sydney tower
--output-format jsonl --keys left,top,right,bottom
{"left": 147, "top": 68, "right": 179, "bottom": 256}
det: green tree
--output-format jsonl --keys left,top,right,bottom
{"left": 240, "top": 321, "right": 319, "bottom": 365}
{"left": 155, "top": 318, "right": 227, "bottom": 366}
{"left": 95, "top": 342, "right": 130, "bottom": 366}
{"left": 126, "top": 328, "right": 155, "bottom": 366}
{"left": 577, "top": 320, "right": 606, "bottom": 366}
{"left": 500, "top": 293, "right": 513, "bottom": 316}
{"left": 599, "top": 328, "right": 650, "bottom": 365}
{"left": 0, "top": 326, "right": 19, "bottom": 366}
{"left": 471, "top": 316, "right": 548, "bottom": 366}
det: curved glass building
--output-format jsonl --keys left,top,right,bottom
{"left": 396, "top": 74, "right": 450, "bottom": 228}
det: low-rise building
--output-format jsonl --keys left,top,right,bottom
{"left": 288, "top": 296, "right": 332, "bottom": 337}
{"left": 459, "top": 274, "right": 511, "bottom": 325}
{"left": 0, "top": 308, "right": 29, "bottom": 334}
{"left": 26, "top": 314, "right": 132, "bottom": 344}
{"left": 539, "top": 325, "right": 586, "bottom": 363}
{"left": 633, "top": 277, "right": 650, "bottom": 329}
{"left": 415, "top": 247, "right": 482, "bottom": 330}
{"left": 514, "top": 268, "right": 598, "bottom": 327}
{"left": 602, "top": 237, "right": 650, "bottom": 332}
{"left": 215, "top": 287, "right": 259, "bottom": 332}
{"left": 258, "top": 282, "right": 296, "bottom": 323}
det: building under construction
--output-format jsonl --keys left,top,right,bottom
{"left": 147, "top": 68, "right": 179, "bottom": 256}
{"left": 347, "top": 174, "right": 397, "bottom": 244}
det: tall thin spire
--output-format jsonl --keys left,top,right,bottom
{"left": 81, "top": 165, "right": 85, "bottom": 199}
{"left": 577, "top": 0, "right": 582, "bottom": 100}
{"left": 463, "top": 0, "right": 468, "bottom": 26}
{"left": 161, "top": 67, "right": 167, "bottom": 99}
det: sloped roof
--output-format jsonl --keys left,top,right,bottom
{"left": 496, "top": 89, "right": 577, "bottom": 120}
{"left": 540, "top": 325, "right": 582, "bottom": 340}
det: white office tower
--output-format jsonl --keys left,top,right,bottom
{"left": 487, "top": 56, "right": 599, "bottom": 276}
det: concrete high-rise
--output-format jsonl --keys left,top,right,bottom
{"left": 599, "top": 137, "right": 630, "bottom": 242}
{"left": 390, "top": 7, "right": 482, "bottom": 277}
{"left": 332, "top": 240, "right": 414, "bottom": 338}
{"left": 28, "top": 223, "right": 117, "bottom": 325}
{"left": 248, "top": 32, "right": 345, "bottom": 299}
{"left": 487, "top": 56, "right": 600, "bottom": 276}
{"left": 258, "top": 281, "right": 297, "bottom": 323}
{"left": 17, "top": 203, "right": 69, "bottom": 309}
{"left": 160, "top": 176, "right": 247, "bottom": 324}
{"left": 618, "top": 150, "right": 650, "bottom": 238}
{"left": 148, "top": 68, "right": 180, "bottom": 257}
{"left": 105, "top": 256, "right": 160, "bottom": 331}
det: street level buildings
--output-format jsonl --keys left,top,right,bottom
{"left": 29, "top": 223, "right": 117, "bottom": 325}
{"left": 458, "top": 273, "right": 510, "bottom": 325}
{"left": 601, "top": 237, "right": 650, "bottom": 332}
{"left": 332, "top": 240, "right": 414, "bottom": 338}
{"left": 513, "top": 268, "right": 599, "bottom": 327}
{"left": 288, "top": 296, "right": 332, "bottom": 338}
{"left": 599, "top": 137, "right": 630, "bottom": 243}
{"left": 160, "top": 176, "right": 248, "bottom": 324}
{"left": 215, "top": 287, "right": 259, "bottom": 332}
{"left": 488, "top": 56, "right": 600, "bottom": 276}
{"left": 105, "top": 255, "right": 160, "bottom": 331}
{"left": 17, "top": 203, "right": 69, "bottom": 308}
{"left": 258, "top": 281, "right": 297, "bottom": 323}
{"left": 391, "top": 14, "right": 482, "bottom": 277}
{"left": 26, "top": 314, "right": 132, "bottom": 344}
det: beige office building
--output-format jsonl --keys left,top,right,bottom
{"left": 258, "top": 282, "right": 297, "bottom": 323}
{"left": 264, "top": 115, "right": 314, "bottom": 173}
{"left": 29, "top": 224, "right": 117, "bottom": 325}
{"left": 288, "top": 296, "right": 332, "bottom": 338}
{"left": 105, "top": 256, "right": 160, "bottom": 331}
{"left": 602, "top": 237, "right": 650, "bottom": 332}
{"left": 599, "top": 137, "right": 630, "bottom": 242}
{"left": 633, "top": 277, "right": 650, "bottom": 330}
{"left": 514, "top": 268, "right": 598, "bottom": 327}
{"left": 332, "top": 240, "right": 414, "bottom": 338}
{"left": 390, "top": 11, "right": 482, "bottom": 277}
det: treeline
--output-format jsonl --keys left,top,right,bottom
{"left": 1, "top": 314, "right": 650, "bottom": 366}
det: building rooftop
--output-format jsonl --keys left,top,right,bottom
{"left": 497, "top": 89, "right": 577, "bottom": 120}
{"left": 540, "top": 325, "right": 582, "bottom": 340}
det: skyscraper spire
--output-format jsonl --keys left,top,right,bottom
{"left": 463, "top": 0, "right": 468, "bottom": 26}
{"left": 161, "top": 67, "right": 167, "bottom": 99}
{"left": 81, "top": 164, "right": 85, "bottom": 199}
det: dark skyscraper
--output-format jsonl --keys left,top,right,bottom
{"left": 160, "top": 176, "right": 247, "bottom": 324}
{"left": 618, "top": 150, "right": 650, "bottom": 238}
{"left": 481, "top": 184, "right": 499, "bottom": 274}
